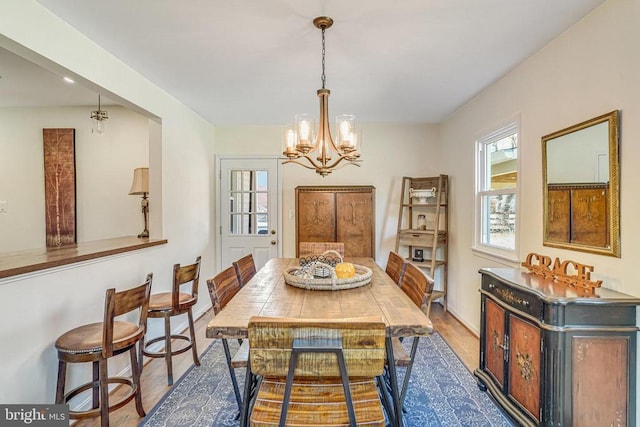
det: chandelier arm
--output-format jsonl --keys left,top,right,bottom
{"left": 321, "top": 155, "right": 360, "bottom": 170}
{"left": 282, "top": 158, "right": 323, "bottom": 170}
{"left": 299, "top": 153, "right": 323, "bottom": 169}
{"left": 333, "top": 160, "right": 362, "bottom": 170}
{"left": 283, "top": 152, "right": 360, "bottom": 171}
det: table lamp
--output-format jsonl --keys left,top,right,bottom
{"left": 129, "top": 167, "right": 149, "bottom": 238}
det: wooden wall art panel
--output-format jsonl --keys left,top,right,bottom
{"left": 43, "top": 128, "right": 76, "bottom": 247}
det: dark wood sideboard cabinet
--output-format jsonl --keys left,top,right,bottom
{"left": 295, "top": 186, "right": 375, "bottom": 258}
{"left": 475, "top": 268, "right": 640, "bottom": 427}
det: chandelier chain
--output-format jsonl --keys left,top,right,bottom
{"left": 321, "top": 27, "right": 326, "bottom": 89}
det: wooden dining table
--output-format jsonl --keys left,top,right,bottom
{"left": 206, "top": 257, "right": 433, "bottom": 427}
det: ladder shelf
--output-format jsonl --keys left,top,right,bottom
{"left": 395, "top": 175, "right": 449, "bottom": 318}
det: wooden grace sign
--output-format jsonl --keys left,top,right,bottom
{"left": 521, "top": 252, "right": 602, "bottom": 294}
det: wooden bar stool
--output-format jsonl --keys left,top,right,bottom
{"left": 54, "top": 274, "right": 152, "bottom": 427}
{"left": 140, "top": 256, "right": 201, "bottom": 385}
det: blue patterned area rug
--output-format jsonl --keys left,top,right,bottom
{"left": 140, "top": 333, "right": 513, "bottom": 426}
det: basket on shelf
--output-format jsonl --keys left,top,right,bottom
{"left": 286, "top": 250, "right": 372, "bottom": 291}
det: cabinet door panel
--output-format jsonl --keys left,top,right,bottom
{"left": 485, "top": 299, "right": 505, "bottom": 387}
{"left": 572, "top": 336, "right": 627, "bottom": 427}
{"left": 336, "top": 191, "right": 373, "bottom": 257}
{"left": 297, "top": 192, "right": 336, "bottom": 242}
{"left": 508, "top": 315, "right": 541, "bottom": 422}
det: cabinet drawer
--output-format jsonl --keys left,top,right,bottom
{"left": 482, "top": 276, "right": 541, "bottom": 319}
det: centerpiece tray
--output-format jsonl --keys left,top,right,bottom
{"left": 283, "top": 263, "right": 373, "bottom": 291}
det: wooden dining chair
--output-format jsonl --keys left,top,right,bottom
{"left": 207, "top": 265, "right": 249, "bottom": 412}
{"left": 390, "top": 262, "right": 434, "bottom": 406}
{"left": 140, "top": 256, "right": 201, "bottom": 386}
{"left": 385, "top": 251, "right": 406, "bottom": 286}
{"left": 233, "top": 253, "right": 257, "bottom": 287}
{"left": 298, "top": 241, "right": 345, "bottom": 257}
{"left": 244, "top": 316, "right": 387, "bottom": 427}
{"left": 55, "top": 274, "right": 153, "bottom": 427}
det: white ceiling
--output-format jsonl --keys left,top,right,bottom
{"left": 7, "top": 0, "right": 606, "bottom": 124}
{"left": 0, "top": 46, "right": 111, "bottom": 108}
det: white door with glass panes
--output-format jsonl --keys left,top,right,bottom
{"left": 219, "top": 157, "right": 280, "bottom": 271}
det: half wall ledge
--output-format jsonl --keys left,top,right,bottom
{"left": 0, "top": 236, "right": 168, "bottom": 279}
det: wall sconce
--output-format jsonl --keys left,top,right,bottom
{"left": 129, "top": 167, "right": 149, "bottom": 238}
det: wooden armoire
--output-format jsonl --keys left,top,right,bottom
{"left": 295, "top": 186, "right": 375, "bottom": 258}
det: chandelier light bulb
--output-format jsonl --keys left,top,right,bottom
{"left": 337, "top": 114, "right": 356, "bottom": 151}
{"left": 299, "top": 120, "right": 311, "bottom": 143}
{"left": 339, "top": 120, "right": 350, "bottom": 138}
{"left": 286, "top": 129, "right": 296, "bottom": 149}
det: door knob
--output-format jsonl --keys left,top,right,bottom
{"left": 271, "top": 229, "right": 276, "bottom": 235}
{"left": 271, "top": 240, "right": 276, "bottom": 245}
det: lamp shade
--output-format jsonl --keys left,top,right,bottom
{"left": 129, "top": 167, "right": 149, "bottom": 195}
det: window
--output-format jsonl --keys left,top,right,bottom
{"left": 229, "top": 169, "right": 270, "bottom": 235}
{"left": 475, "top": 119, "right": 519, "bottom": 259}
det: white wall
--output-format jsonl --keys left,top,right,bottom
{"left": 0, "top": 0, "right": 216, "bottom": 404}
{"left": 0, "top": 106, "right": 149, "bottom": 252}
{"left": 214, "top": 122, "right": 441, "bottom": 266}
{"left": 439, "top": 0, "right": 640, "bottom": 332}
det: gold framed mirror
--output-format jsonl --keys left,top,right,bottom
{"left": 542, "top": 110, "right": 620, "bottom": 257}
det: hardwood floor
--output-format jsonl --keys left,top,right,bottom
{"left": 429, "top": 304, "right": 479, "bottom": 370}
{"left": 71, "top": 303, "right": 479, "bottom": 426}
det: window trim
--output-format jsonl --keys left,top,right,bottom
{"left": 473, "top": 116, "right": 521, "bottom": 262}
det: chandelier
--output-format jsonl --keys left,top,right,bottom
{"left": 282, "top": 16, "right": 361, "bottom": 177}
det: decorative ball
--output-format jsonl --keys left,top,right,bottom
{"left": 335, "top": 262, "right": 355, "bottom": 279}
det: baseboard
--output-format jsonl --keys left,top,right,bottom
{"left": 441, "top": 304, "right": 480, "bottom": 337}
